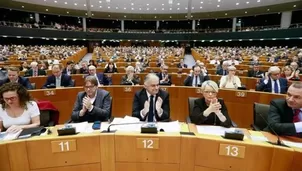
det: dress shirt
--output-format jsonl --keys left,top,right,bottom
{"left": 192, "top": 75, "right": 200, "bottom": 87}
{"left": 140, "top": 91, "right": 163, "bottom": 121}
{"left": 55, "top": 76, "right": 61, "bottom": 87}
{"left": 294, "top": 108, "right": 302, "bottom": 133}
{"left": 263, "top": 78, "right": 280, "bottom": 93}
{"left": 87, "top": 91, "right": 97, "bottom": 112}
{"left": 94, "top": 74, "right": 100, "bottom": 86}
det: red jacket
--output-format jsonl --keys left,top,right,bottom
{"left": 36, "top": 100, "right": 59, "bottom": 125}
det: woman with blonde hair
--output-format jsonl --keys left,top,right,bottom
{"left": 190, "top": 80, "right": 232, "bottom": 127}
{"left": 281, "top": 65, "right": 301, "bottom": 81}
{"left": 219, "top": 66, "right": 241, "bottom": 89}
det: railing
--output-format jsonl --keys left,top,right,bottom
{"left": 1, "top": 20, "right": 301, "bottom": 34}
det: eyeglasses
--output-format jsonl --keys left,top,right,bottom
{"left": 84, "top": 85, "right": 96, "bottom": 89}
{"left": 203, "top": 91, "right": 217, "bottom": 94}
{"left": 3, "top": 96, "right": 17, "bottom": 101}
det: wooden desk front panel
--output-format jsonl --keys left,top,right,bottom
{"left": 26, "top": 136, "right": 100, "bottom": 169}
{"left": 114, "top": 134, "right": 181, "bottom": 164}
{"left": 194, "top": 138, "right": 273, "bottom": 171}
{"left": 32, "top": 163, "right": 100, "bottom": 171}
{"left": 115, "top": 163, "right": 179, "bottom": 171}
{"left": 0, "top": 144, "right": 11, "bottom": 171}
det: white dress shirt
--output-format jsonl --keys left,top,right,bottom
{"left": 219, "top": 76, "right": 241, "bottom": 89}
{"left": 87, "top": 91, "right": 97, "bottom": 112}
{"left": 192, "top": 75, "right": 201, "bottom": 87}
{"left": 140, "top": 91, "right": 163, "bottom": 122}
{"left": 294, "top": 108, "right": 302, "bottom": 133}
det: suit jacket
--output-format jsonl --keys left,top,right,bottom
{"left": 120, "top": 75, "right": 140, "bottom": 85}
{"left": 85, "top": 73, "right": 109, "bottom": 85}
{"left": 24, "top": 69, "right": 46, "bottom": 77}
{"left": 42, "top": 74, "right": 74, "bottom": 89}
{"left": 216, "top": 68, "right": 228, "bottom": 76}
{"left": 104, "top": 67, "right": 118, "bottom": 73}
{"left": 0, "top": 76, "right": 33, "bottom": 90}
{"left": 79, "top": 68, "right": 89, "bottom": 74}
{"left": 184, "top": 74, "right": 210, "bottom": 86}
{"left": 256, "top": 78, "right": 288, "bottom": 94}
{"left": 132, "top": 89, "right": 170, "bottom": 121}
{"left": 62, "top": 68, "right": 78, "bottom": 75}
{"left": 71, "top": 89, "right": 111, "bottom": 122}
{"left": 177, "top": 63, "right": 188, "bottom": 68}
{"left": 190, "top": 98, "right": 232, "bottom": 127}
{"left": 157, "top": 72, "right": 172, "bottom": 85}
{"left": 247, "top": 70, "right": 264, "bottom": 78}
{"left": 266, "top": 99, "right": 301, "bottom": 137}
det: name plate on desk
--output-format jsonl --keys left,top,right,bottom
{"left": 136, "top": 138, "right": 159, "bottom": 149}
{"left": 235, "top": 91, "right": 247, "bottom": 97}
{"left": 51, "top": 140, "right": 77, "bottom": 153}
{"left": 44, "top": 90, "right": 56, "bottom": 96}
{"left": 219, "top": 144, "right": 245, "bottom": 158}
{"left": 124, "top": 87, "right": 132, "bottom": 92}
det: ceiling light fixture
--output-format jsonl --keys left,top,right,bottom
{"left": 84, "top": 4, "right": 86, "bottom": 6}
{"left": 147, "top": 4, "right": 149, "bottom": 6}
{"left": 170, "top": 8, "right": 172, "bottom": 10}
{"left": 22, "top": 6, "right": 24, "bottom": 8}
{"left": 131, "top": 3, "right": 134, "bottom": 5}
{"left": 54, "top": 1, "right": 57, "bottom": 3}
{"left": 106, "top": 0, "right": 110, "bottom": 2}
{"left": 91, "top": 5, "right": 94, "bottom": 7}
{"left": 200, "top": 1, "right": 203, "bottom": 3}
{"left": 147, "top": 8, "right": 149, "bottom": 10}
{"left": 192, "top": 7, "right": 194, "bottom": 9}
{"left": 124, "top": 7, "right": 126, "bottom": 10}
{"left": 177, "top": 3, "right": 180, "bottom": 5}
{"left": 162, "top": 8, "right": 164, "bottom": 10}
{"left": 267, "top": 8, "right": 270, "bottom": 11}
{"left": 131, "top": 8, "right": 134, "bottom": 10}
{"left": 169, "top": 0, "right": 173, "bottom": 5}
{"left": 236, "top": 3, "right": 239, "bottom": 5}
{"left": 217, "top": 5, "right": 220, "bottom": 7}
{"left": 99, "top": 1, "right": 102, "bottom": 3}
{"left": 154, "top": 8, "right": 157, "bottom": 10}
{"left": 74, "top": 3, "right": 77, "bottom": 5}
{"left": 108, "top": 6, "right": 110, "bottom": 8}
{"left": 185, "top": 7, "right": 188, "bottom": 9}
{"left": 246, "top": 1, "right": 249, "bottom": 4}
{"left": 100, "top": 6, "right": 102, "bottom": 8}
{"left": 67, "top": 11, "right": 69, "bottom": 14}
{"left": 257, "top": 0, "right": 260, "bottom": 2}
{"left": 162, "top": 4, "right": 164, "bottom": 5}
{"left": 245, "top": 11, "right": 247, "bottom": 13}
{"left": 64, "top": 2, "right": 67, "bottom": 4}
{"left": 177, "top": 8, "right": 180, "bottom": 10}
{"left": 200, "top": 6, "right": 202, "bottom": 9}
{"left": 293, "top": 5, "right": 296, "bottom": 7}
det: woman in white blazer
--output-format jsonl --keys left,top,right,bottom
{"left": 219, "top": 66, "right": 241, "bottom": 89}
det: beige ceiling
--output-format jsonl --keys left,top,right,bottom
{"left": 0, "top": 0, "right": 301, "bottom": 20}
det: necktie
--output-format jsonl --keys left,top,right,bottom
{"left": 148, "top": 95, "right": 154, "bottom": 122}
{"left": 293, "top": 109, "right": 301, "bottom": 123}
{"left": 194, "top": 76, "right": 198, "bottom": 87}
{"left": 34, "top": 70, "right": 37, "bottom": 77}
{"left": 274, "top": 80, "right": 279, "bottom": 93}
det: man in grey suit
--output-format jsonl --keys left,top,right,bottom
{"left": 71, "top": 76, "right": 111, "bottom": 122}
{"left": 184, "top": 65, "right": 210, "bottom": 87}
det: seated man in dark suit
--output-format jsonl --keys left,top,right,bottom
{"left": 184, "top": 65, "right": 210, "bottom": 87}
{"left": 267, "top": 82, "right": 302, "bottom": 137}
{"left": 216, "top": 61, "right": 229, "bottom": 76}
{"left": 248, "top": 64, "right": 264, "bottom": 78}
{"left": 71, "top": 76, "right": 111, "bottom": 122}
{"left": 79, "top": 61, "right": 89, "bottom": 74}
{"left": 86, "top": 65, "right": 109, "bottom": 85}
{"left": 132, "top": 73, "right": 170, "bottom": 122}
{"left": 157, "top": 65, "right": 172, "bottom": 86}
{"left": 177, "top": 59, "right": 188, "bottom": 68}
{"left": 24, "top": 61, "right": 46, "bottom": 77}
{"left": 256, "top": 66, "right": 288, "bottom": 94}
{"left": 42, "top": 64, "right": 74, "bottom": 89}
{"left": 62, "top": 61, "right": 78, "bottom": 75}
{"left": 0, "top": 67, "right": 32, "bottom": 90}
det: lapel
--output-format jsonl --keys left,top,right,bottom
{"left": 94, "top": 89, "right": 102, "bottom": 106}
{"left": 284, "top": 102, "right": 294, "bottom": 121}
{"left": 141, "top": 89, "right": 149, "bottom": 104}
{"left": 60, "top": 74, "right": 64, "bottom": 85}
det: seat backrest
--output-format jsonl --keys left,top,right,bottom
{"left": 253, "top": 103, "right": 270, "bottom": 130}
{"left": 71, "top": 79, "right": 75, "bottom": 86}
{"left": 188, "top": 97, "right": 198, "bottom": 116}
{"left": 40, "top": 110, "right": 51, "bottom": 127}
{"left": 109, "top": 96, "right": 113, "bottom": 119}
{"left": 31, "top": 83, "right": 36, "bottom": 89}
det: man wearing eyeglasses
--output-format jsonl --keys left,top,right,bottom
{"left": 71, "top": 76, "right": 111, "bottom": 122}
{"left": 256, "top": 66, "right": 288, "bottom": 94}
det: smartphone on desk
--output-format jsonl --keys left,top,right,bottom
{"left": 92, "top": 121, "right": 101, "bottom": 130}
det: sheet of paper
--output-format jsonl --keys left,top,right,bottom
{"left": 282, "top": 140, "right": 302, "bottom": 148}
{"left": 250, "top": 135, "right": 268, "bottom": 142}
{"left": 68, "top": 122, "right": 89, "bottom": 133}
{"left": 196, "top": 126, "right": 236, "bottom": 136}
{"left": 0, "top": 130, "right": 22, "bottom": 141}
{"left": 157, "top": 121, "right": 180, "bottom": 132}
{"left": 102, "top": 116, "right": 142, "bottom": 132}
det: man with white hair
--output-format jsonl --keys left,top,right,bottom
{"left": 24, "top": 61, "right": 46, "bottom": 77}
{"left": 86, "top": 65, "right": 109, "bottom": 86}
{"left": 216, "top": 61, "right": 230, "bottom": 76}
{"left": 132, "top": 73, "right": 170, "bottom": 122}
{"left": 256, "top": 66, "right": 288, "bottom": 94}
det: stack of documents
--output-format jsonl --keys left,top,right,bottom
{"left": 282, "top": 140, "right": 302, "bottom": 148}
{"left": 101, "top": 116, "right": 181, "bottom": 133}
{"left": 196, "top": 126, "right": 236, "bottom": 136}
{"left": 0, "top": 130, "right": 22, "bottom": 141}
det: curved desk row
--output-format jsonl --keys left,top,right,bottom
{"left": 0, "top": 124, "right": 301, "bottom": 171}
{"left": 29, "top": 86, "right": 284, "bottom": 127}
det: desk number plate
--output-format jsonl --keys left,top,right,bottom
{"left": 51, "top": 140, "right": 77, "bottom": 153}
{"left": 137, "top": 138, "right": 159, "bottom": 149}
{"left": 219, "top": 144, "right": 245, "bottom": 158}
{"left": 44, "top": 90, "right": 56, "bottom": 96}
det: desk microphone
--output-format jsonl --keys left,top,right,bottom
{"left": 105, "top": 122, "right": 143, "bottom": 133}
{"left": 256, "top": 112, "right": 288, "bottom": 147}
